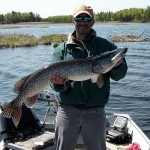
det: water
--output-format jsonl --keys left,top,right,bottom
{"left": 0, "top": 23, "right": 150, "bottom": 138}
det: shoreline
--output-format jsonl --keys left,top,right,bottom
{"left": 0, "top": 22, "right": 150, "bottom": 29}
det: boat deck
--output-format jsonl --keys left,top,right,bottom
{"left": 0, "top": 140, "right": 131, "bottom": 150}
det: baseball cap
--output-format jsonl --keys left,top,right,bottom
{"left": 73, "top": 4, "right": 94, "bottom": 18}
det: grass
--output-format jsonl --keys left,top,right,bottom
{"left": 0, "top": 34, "right": 37, "bottom": 48}
{"left": 38, "top": 34, "right": 67, "bottom": 47}
{"left": 0, "top": 33, "right": 68, "bottom": 48}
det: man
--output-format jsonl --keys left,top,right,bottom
{"left": 51, "top": 4, "right": 128, "bottom": 150}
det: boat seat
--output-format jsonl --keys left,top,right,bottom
{"left": 106, "top": 116, "right": 131, "bottom": 144}
{"left": 0, "top": 101, "right": 54, "bottom": 150}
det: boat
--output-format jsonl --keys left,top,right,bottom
{"left": 0, "top": 90, "right": 150, "bottom": 150}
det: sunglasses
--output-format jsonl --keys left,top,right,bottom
{"left": 74, "top": 16, "right": 93, "bottom": 22}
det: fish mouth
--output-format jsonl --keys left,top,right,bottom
{"left": 113, "top": 48, "right": 128, "bottom": 57}
{"left": 101, "top": 48, "right": 128, "bottom": 59}
{"left": 111, "top": 48, "right": 128, "bottom": 62}
{"left": 122, "top": 48, "right": 128, "bottom": 54}
{"left": 115, "top": 48, "right": 128, "bottom": 55}
{"left": 119, "top": 48, "right": 128, "bottom": 58}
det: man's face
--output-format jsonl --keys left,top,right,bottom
{"left": 73, "top": 13, "right": 95, "bottom": 36}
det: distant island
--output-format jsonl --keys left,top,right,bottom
{"left": 0, "top": 6, "right": 150, "bottom": 24}
{"left": 0, "top": 34, "right": 67, "bottom": 49}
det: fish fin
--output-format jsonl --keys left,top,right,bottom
{"left": 1, "top": 100, "right": 17, "bottom": 118}
{"left": 25, "top": 95, "right": 38, "bottom": 108}
{"left": 12, "top": 106, "right": 22, "bottom": 127}
{"left": 96, "top": 74, "right": 104, "bottom": 88}
{"left": 14, "top": 75, "right": 29, "bottom": 94}
{"left": 91, "top": 74, "right": 104, "bottom": 88}
{"left": 91, "top": 75, "right": 99, "bottom": 83}
{"left": 1, "top": 99, "right": 22, "bottom": 127}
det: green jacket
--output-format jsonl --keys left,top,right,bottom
{"left": 51, "top": 30, "right": 128, "bottom": 108}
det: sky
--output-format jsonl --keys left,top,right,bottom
{"left": 0, "top": 0, "right": 149, "bottom": 18}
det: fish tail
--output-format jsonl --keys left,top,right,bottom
{"left": 1, "top": 99, "right": 22, "bottom": 127}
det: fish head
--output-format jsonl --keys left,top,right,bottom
{"left": 92, "top": 48, "right": 127, "bottom": 74}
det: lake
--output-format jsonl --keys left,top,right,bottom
{"left": 0, "top": 23, "right": 150, "bottom": 138}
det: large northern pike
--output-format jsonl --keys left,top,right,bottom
{"left": 1, "top": 48, "right": 127, "bottom": 126}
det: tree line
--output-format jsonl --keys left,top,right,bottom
{"left": 95, "top": 7, "right": 150, "bottom": 22}
{"left": 0, "top": 11, "right": 41, "bottom": 24}
{"left": 0, "top": 6, "right": 149, "bottom": 24}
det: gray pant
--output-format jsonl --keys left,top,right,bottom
{"left": 54, "top": 104, "right": 106, "bottom": 150}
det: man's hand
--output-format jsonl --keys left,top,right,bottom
{"left": 50, "top": 73, "right": 68, "bottom": 84}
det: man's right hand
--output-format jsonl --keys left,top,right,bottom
{"left": 50, "top": 73, "right": 68, "bottom": 85}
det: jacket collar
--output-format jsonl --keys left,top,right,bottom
{"left": 67, "top": 29, "right": 97, "bottom": 46}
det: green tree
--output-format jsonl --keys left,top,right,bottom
{"left": 0, "top": 14, "right": 4, "bottom": 24}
